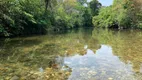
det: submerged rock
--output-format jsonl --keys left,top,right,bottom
{"left": 10, "top": 76, "right": 19, "bottom": 80}
{"left": 108, "top": 77, "right": 113, "bottom": 80}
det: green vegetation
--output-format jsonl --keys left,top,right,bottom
{"left": 1, "top": 0, "right": 142, "bottom": 36}
{"left": 93, "top": 0, "right": 142, "bottom": 29}
{"left": 0, "top": 0, "right": 101, "bottom": 37}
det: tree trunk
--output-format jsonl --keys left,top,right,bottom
{"left": 45, "top": 0, "right": 50, "bottom": 13}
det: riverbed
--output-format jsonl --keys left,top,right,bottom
{"left": 0, "top": 28, "right": 142, "bottom": 80}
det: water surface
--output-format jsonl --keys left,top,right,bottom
{"left": 0, "top": 28, "right": 142, "bottom": 80}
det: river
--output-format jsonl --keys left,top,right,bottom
{"left": 0, "top": 28, "right": 142, "bottom": 80}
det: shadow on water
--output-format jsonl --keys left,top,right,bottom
{"left": 0, "top": 28, "right": 142, "bottom": 80}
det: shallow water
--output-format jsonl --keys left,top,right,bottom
{"left": 0, "top": 28, "right": 142, "bottom": 80}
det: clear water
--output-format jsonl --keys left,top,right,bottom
{"left": 0, "top": 28, "right": 142, "bottom": 80}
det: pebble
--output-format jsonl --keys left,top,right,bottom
{"left": 108, "top": 77, "right": 113, "bottom": 80}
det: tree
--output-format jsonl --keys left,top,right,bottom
{"left": 89, "top": 0, "right": 102, "bottom": 16}
{"left": 44, "top": 0, "right": 57, "bottom": 12}
{"left": 132, "top": 0, "right": 142, "bottom": 28}
{"left": 93, "top": 0, "right": 142, "bottom": 29}
{"left": 82, "top": 8, "right": 92, "bottom": 26}
{"left": 0, "top": 0, "right": 100, "bottom": 37}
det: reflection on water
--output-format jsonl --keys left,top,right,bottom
{"left": 0, "top": 28, "right": 142, "bottom": 80}
{"left": 60, "top": 45, "right": 139, "bottom": 80}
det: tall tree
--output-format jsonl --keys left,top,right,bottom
{"left": 44, "top": 0, "right": 57, "bottom": 12}
{"left": 89, "top": 0, "right": 102, "bottom": 16}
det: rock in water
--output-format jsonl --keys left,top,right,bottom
{"left": 108, "top": 77, "right": 113, "bottom": 80}
{"left": 84, "top": 45, "right": 88, "bottom": 49}
{"left": 10, "top": 76, "right": 19, "bottom": 80}
{"left": 39, "top": 67, "right": 44, "bottom": 73}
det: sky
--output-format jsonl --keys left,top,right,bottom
{"left": 87, "top": 0, "right": 113, "bottom": 6}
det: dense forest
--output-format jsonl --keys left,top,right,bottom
{"left": 0, "top": 0, "right": 101, "bottom": 37}
{"left": 0, "top": 0, "right": 142, "bottom": 37}
{"left": 93, "top": 0, "right": 142, "bottom": 29}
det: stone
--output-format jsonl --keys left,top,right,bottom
{"left": 10, "top": 76, "right": 19, "bottom": 80}
{"left": 108, "top": 77, "right": 113, "bottom": 80}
